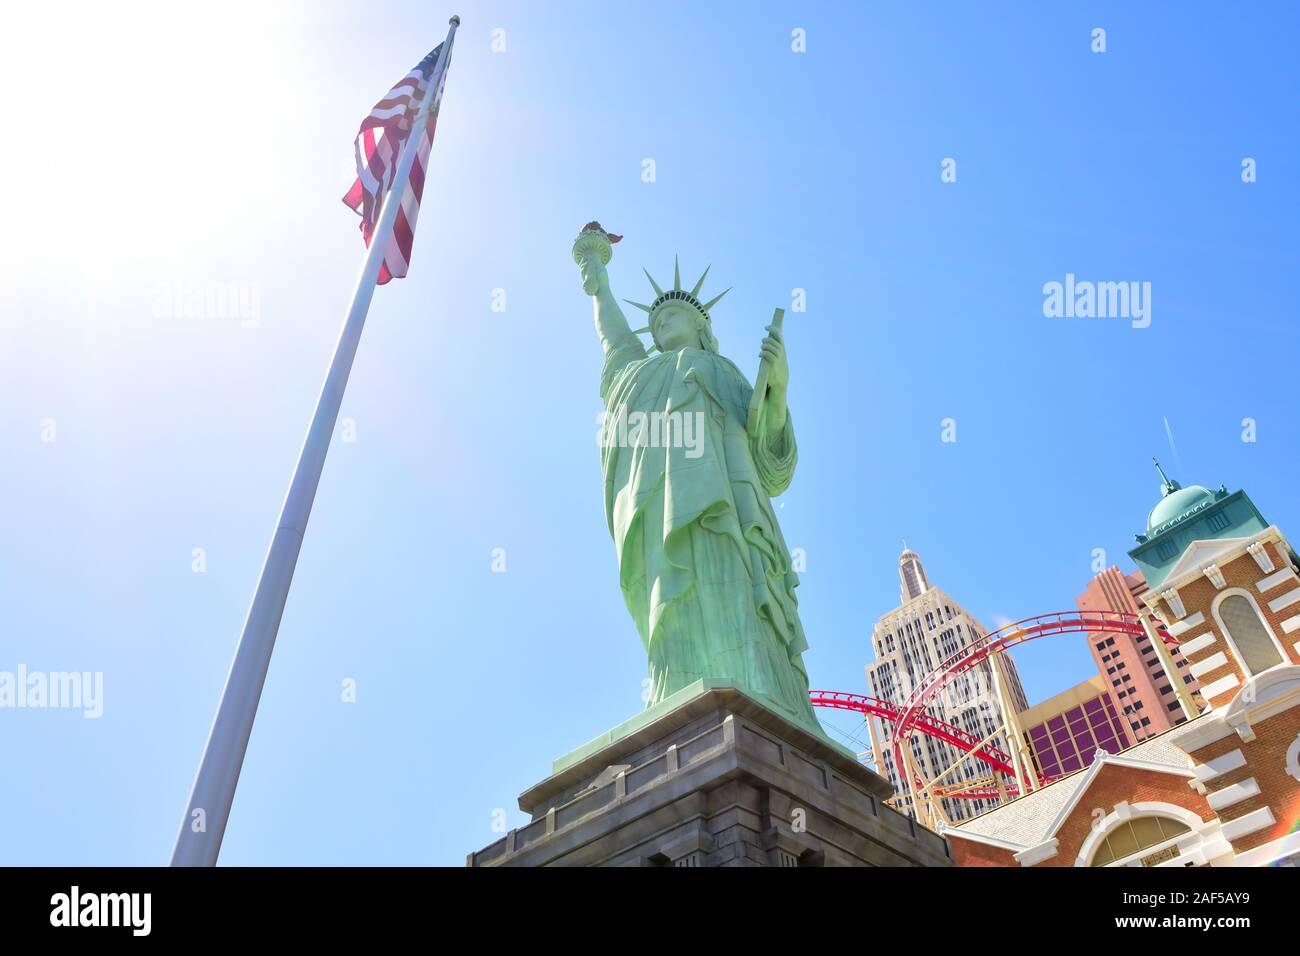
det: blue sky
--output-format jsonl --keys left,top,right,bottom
{"left": 1, "top": 2, "right": 1296, "bottom": 865}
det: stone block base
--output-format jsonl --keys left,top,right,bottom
{"left": 468, "top": 685, "right": 951, "bottom": 867}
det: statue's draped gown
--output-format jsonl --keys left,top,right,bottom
{"left": 600, "top": 338, "right": 821, "bottom": 732}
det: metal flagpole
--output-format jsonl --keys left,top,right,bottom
{"left": 170, "top": 15, "right": 460, "bottom": 867}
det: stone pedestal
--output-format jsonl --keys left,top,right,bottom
{"left": 467, "top": 682, "right": 952, "bottom": 867}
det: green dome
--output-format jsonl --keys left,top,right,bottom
{"left": 1148, "top": 484, "right": 1214, "bottom": 532}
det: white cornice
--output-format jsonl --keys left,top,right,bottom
{"left": 1161, "top": 530, "right": 1279, "bottom": 593}
{"left": 941, "top": 825, "right": 1028, "bottom": 853}
{"left": 1013, "top": 838, "right": 1060, "bottom": 866}
{"left": 1221, "top": 665, "right": 1300, "bottom": 728}
{"left": 1171, "top": 713, "right": 1234, "bottom": 751}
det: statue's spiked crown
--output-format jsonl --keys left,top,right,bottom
{"left": 625, "top": 256, "right": 730, "bottom": 328}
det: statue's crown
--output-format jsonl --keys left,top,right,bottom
{"left": 625, "top": 256, "right": 730, "bottom": 325}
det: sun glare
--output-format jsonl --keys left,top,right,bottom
{"left": 0, "top": 1, "right": 308, "bottom": 287}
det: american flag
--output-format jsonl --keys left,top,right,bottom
{"left": 342, "top": 44, "right": 449, "bottom": 285}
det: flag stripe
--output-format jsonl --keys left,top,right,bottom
{"left": 341, "top": 43, "right": 448, "bottom": 285}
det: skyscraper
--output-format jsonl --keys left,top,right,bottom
{"left": 1076, "top": 566, "right": 1201, "bottom": 742}
{"left": 865, "top": 547, "right": 1029, "bottom": 822}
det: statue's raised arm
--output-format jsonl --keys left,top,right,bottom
{"left": 572, "top": 223, "right": 638, "bottom": 355}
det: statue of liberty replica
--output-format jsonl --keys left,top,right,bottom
{"left": 572, "top": 223, "right": 822, "bottom": 735}
{"left": 466, "top": 226, "right": 952, "bottom": 867}
{"left": 465, "top": 226, "right": 953, "bottom": 866}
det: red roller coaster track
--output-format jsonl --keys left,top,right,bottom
{"left": 809, "top": 690, "right": 1019, "bottom": 799}
{"left": 808, "top": 610, "right": 1177, "bottom": 803}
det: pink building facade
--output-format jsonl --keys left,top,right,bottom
{"left": 1076, "top": 566, "right": 1201, "bottom": 742}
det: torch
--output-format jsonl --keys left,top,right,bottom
{"left": 572, "top": 221, "right": 621, "bottom": 296}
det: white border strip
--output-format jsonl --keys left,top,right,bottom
{"left": 1221, "top": 806, "right": 1275, "bottom": 842}
{"left": 1268, "top": 588, "right": 1300, "bottom": 613}
{"left": 1200, "top": 672, "right": 1241, "bottom": 702}
{"left": 1207, "top": 777, "right": 1260, "bottom": 810}
{"left": 1189, "top": 652, "right": 1229, "bottom": 680}
{"left": 1257, "top": 567, "right": 1299, "bottom": 593}
{"left": 1179, "top": 632, "right": 1218, "bottom": 657}
{"left": 1192, "top": 748, "right": 1246, "bottom": 783}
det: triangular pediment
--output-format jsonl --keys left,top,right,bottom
{"left": 948, "top": 744, "right": 1197, "bottom": 853}
{"left": 1164, "top": 536, "right": 1258, "bottom": 586}
{"left": 1040, "top": 752, "right": 1196, "bottom": 842}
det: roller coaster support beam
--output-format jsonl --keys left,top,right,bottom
{"left": 992, "top": 653, "right": 1036, "bottom": 796}
{"left": 1140, "top": 613, "right": 1199, "bottom": 721}
{"left": 901, "top": 745, "right": 931, "bottom": 829}
{"left": 865, "top": 715, "right": 885, "bottom": 779}
{"left": 927, "top": 725, "right": 1005, "bottom": 792}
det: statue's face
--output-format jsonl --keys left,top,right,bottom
{"left": 652, "top": 304, "right": 699, "bottom": 352}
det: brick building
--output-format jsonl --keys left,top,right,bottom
{"left": 944, "top": 468, "right": 1300, "bottom": 866}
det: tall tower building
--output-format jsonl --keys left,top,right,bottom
{"left": 865, "top": 547, "right": 1029, "bottom": 822}
{"left": 1076, "top": 565, "right": 1201, "bottom": 742}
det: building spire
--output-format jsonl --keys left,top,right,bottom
{"left": 898, "top": 543, "right": 930, "bottom": 603}
{"left": 1153, "top": 457, "right": 1180, "bottom": 497}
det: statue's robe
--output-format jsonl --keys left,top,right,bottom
{"left": 600, "top": 338, "right": 821, "bottom": 731}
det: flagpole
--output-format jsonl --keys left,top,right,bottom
{"left": 170, "top": 15, "right": 460, "bottom": 868}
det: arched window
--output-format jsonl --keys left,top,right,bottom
{"left": 1217, "top": 594, "right": 1283, "bottom": 676}
{"left": 1089, "top": 816, "right": 1191, "bottom": 867}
